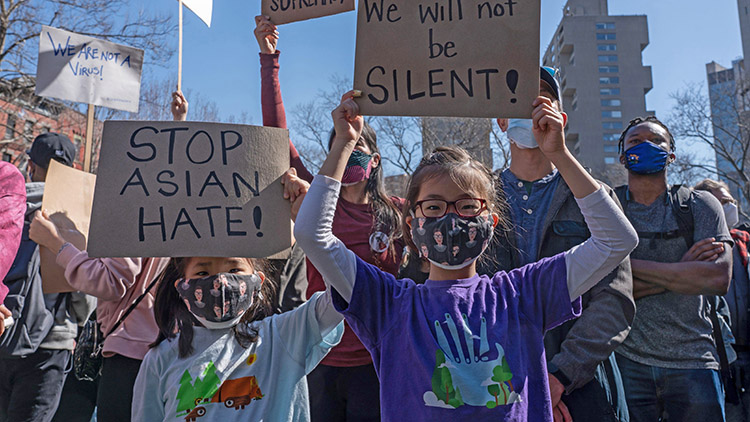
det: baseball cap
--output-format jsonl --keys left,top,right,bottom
{"left": 540, "top": 66, "right": 561, "bottom": 101}
{"left": 27, "top": 132, "right": 76, "bottom": 168}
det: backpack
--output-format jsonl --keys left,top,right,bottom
{"left": 0, "top": 220, "right": 67, "bottom": 357}
{"left": 615, "top": 184, "right": 739, "bottom": 404}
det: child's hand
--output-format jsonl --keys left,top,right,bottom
{"left": 29, "top": 210, "right": 65, "bottom": 253}
{"left": 281, "top": 168, "right": 309, "bottom": 222}
{"left": 254, "top": 15, "right": 279, "bottom": 54}
{"left": 331, "top": 90, "right": 364, "bottom": 146}
{"left": 171, "top": 91, "right": 188, "bottom": 121}
{"left": 531, "top": 96, "right": 566, "bottom": 157}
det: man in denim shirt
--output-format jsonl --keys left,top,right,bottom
{"left": 481, "top": 67, "right": 634, "bottom": 421}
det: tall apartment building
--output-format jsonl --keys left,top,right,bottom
{"left": 705, "top": 0, "right": 750, "bottom": 211}
{"left": 542, "top": 0, "right": 653, "bottom": 185}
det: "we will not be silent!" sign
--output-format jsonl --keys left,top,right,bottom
{"left": 35, "top": 26, "right": 144, "bottom": 113}
{"left": 354, "top": 0, "right": 541, "bottom": 118}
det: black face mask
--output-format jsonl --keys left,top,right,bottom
{"left": 411, "top": 213, "right": 494, "bottom": 270}
{"left": 176, "top": 273, "right": 262, "bottom": 329}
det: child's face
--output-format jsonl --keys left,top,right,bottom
{"left": 413, "top": 174, "right": 489, "bottom": 219}
{"left": 184, "top": 257, "right": 255, "bottom": 279}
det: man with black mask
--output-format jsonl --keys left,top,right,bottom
{"left": 613, "top": 117, "right": 733, "bottom": 422}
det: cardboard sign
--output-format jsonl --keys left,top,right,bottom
{"left": 41, "top": 161, "right": 97, "bottom": 294}
{"left": 87, "top": 121, "right": 292, "bottom": 259}
{"left": 181, "top": 0, "right": 213, "bottom": 27}
{"left": 35, "top": 26, "right": 144, "bottom": 113}
{"left": 262, "top": 0, "right": 355, "bottom": 25}
{"left": 353, "top": 0, "right": 541, "bottom": 118}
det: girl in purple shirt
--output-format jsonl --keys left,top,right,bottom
{"left": 291, "top": 93, "right": 638, "bottom": 421}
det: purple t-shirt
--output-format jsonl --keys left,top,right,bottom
{"left": 332, "top": 253, "right": 581, "bottom": 422}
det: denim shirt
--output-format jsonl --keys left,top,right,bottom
{"left": 501, "top": 168, "right": 561, "bottom": 266}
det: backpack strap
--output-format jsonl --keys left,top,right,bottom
{"left": 103, "top": 270, "right": 162, "bottom": 338}
{"left": 668, "top": 184, "right": 695, "bottom": 249}
{"left": 614, "top": 185, "right": 628, "bottom": 212}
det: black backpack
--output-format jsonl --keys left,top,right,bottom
{"left": 0, "top": 221, "right": 67, "bottom": 357}
{"left": 615, "top": 184, "right": 739, "bottom": 404}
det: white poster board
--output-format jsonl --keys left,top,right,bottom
{"left": 35, "top": 26, "right": 144, "bottom": 113}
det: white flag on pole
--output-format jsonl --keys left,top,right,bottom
{"left": 180, "top": 0, "right": 212, "bottom": 27}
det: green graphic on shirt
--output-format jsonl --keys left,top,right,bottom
{"left": 430, "top": 350, "right": 464, "bottom": 408}
{"left": 423, "top": 313, "right": 521, "bottom": 410}
{"left": 176, "top": 362, "right": 221, "bottom": 416}
{"left": 486, "top": 357, "right": 515, "bottom": 409}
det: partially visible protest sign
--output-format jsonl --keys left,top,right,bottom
{"left": 180, "top": 0, "right": 213, "bottom": 27}
{"left": 36, "top": 26, "right": 144, "bottom": 113}
{"left": 88, "top": 121, "right": 292, "bottom": 259}
{"left": 262, "top": 0, "right": 355, "bottom": 25}
{"left": 41, "top": 160, "right": 96, "bottom": 293}
{"left": 353, "top": 0, "right": 540, "bottom": 118}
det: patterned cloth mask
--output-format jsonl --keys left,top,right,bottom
{"left": 623, "top": 142, "right": 670, "bottom": 175}
{"left": 341, "top": 150, "right": 374, "bottom": 186}
{"left": 411, "top": 213, "right": 494, "bottom": 270}
{"left": 176, "top": 273, "right": 262, "bottom": 329}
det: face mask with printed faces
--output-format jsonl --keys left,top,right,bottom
{"left": 411, "top": 213, "right": 494, "bottom": 270}
{"left": 176, "top": 273, "right": 262, "bottom": 329}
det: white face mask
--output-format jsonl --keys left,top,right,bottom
{"left": 507, "top": 119, "right": 537, "bottom": 149}
{"left": 724, "top": 202, "right": 739, "bottom": 229}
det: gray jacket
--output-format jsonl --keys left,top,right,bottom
{"left": 481, "top": 179, "right": 635, "bottom": 393}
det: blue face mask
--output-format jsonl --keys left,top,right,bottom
{"left": 623, "top": 142, "right": 670, "bottom": 175}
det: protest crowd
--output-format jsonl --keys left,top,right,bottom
{"left": 1, "top": 4, "right": 749, "bottom": 422}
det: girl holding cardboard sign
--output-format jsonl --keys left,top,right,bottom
{"left": 131, "top": 169, "right": 344, "bottom": 422}
{"left": 256, "top": 15, "right": 403, "bottom": 422}
{"left": 292, "top": 93, "right": 638, "bottom": 420}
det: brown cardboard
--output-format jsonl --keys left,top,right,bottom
{"left": 40, "top": 160, "right": 96, "bottom": 293}
{"left": 262, "top": 0, "right": 355, "bottom": 25}
{"left": 353, "top": 0, "right": 541, "bottom": 118}
{"left": 87, "top": 121, "right": 292, "bottom": 259}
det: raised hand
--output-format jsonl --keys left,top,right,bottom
{"left": 532, "top": 96, "right": 567, "bottom": 158}
{"left": 254, "top": 15, "right": 279, "bottom": 54}
{"left": 331, "top": 90, "right": 364, "bottom": 146}
{"left": 281, "top": 167, "right": 309, "bottom": 222}
{"left": 171, "top": 91, "right": 188, "bottom": 121}
{"left": 29, "top": 210, "right": 65, "bottom": 253}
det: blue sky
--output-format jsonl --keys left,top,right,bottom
{"left": 132, "top": 0, "right": 742, "bottom": 168}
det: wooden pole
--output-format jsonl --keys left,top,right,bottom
{"left": 178, "top": 0, "right": 183, "bottom": 92}
{"left": 83, "top": 104, "right": 94, "bottom": 173}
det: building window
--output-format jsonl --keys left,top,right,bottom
{"left": 604, "top": 157, "right": 616, "bottom": 164}
{"left": 602, "top": 110, "right": 623, "bottom": 118}
{"left": 598, "top": 44, "right": 617, "bottom": 51}
{"left": 24, "top": 120, "right": 33, "bottom": 136}
{"left": 598, "top": 55, "right": 618, "bottom": 62}
{"left": 2, "top": 152, "right": 11, "bottom": 162}
{"left": 604, "top": 145, "right": 618, "bottom": 153}
{"left": 599, "top": 65, "right": 619, "bottom": 73}
{"left": 603, "top": 134, "right": 619, "bottom": 141}
{"left": 599, "top": 77, "right": 620, "bottom": 84}
{"left": 603, "top": 122, "right": 623, "bottom": 130}
{"left": 4, "top": 115, "right": 16, "bottom": 139}
{"left": 596, "top": 33, "right": 616, "bottom": 41}
{"left": 601, "top": 99, "right": 622, "bottom": 107}
{"left": 600, "top": 88, "right": 621, "bottom": 95}
{"left": 596, "top": 22, "right": 616, "bottom": 30}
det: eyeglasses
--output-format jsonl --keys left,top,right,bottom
{"left": 413, "top": 198, "right": 488, "bottom": 218}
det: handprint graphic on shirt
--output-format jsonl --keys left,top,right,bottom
{"left": 423, "top": 313, "right": 521, "bottom": 409}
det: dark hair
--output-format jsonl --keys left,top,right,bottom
{"left": 150, "top": 257, "right": 277, "bottom": 358}
{"left": 328, "top": 122, "right": 402, "bottom": 265}
{"left": 401, "top": 146, "right": 509, "bottom": 254}
{"left": 618, "top": 116, "right": 676, "bottom": 154}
